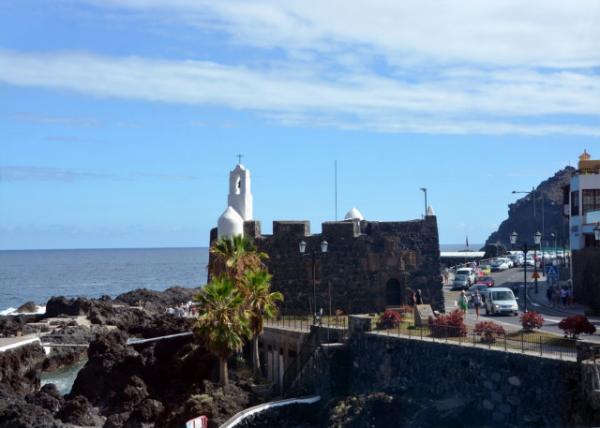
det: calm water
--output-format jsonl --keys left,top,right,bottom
{"left": 0, "top": 248, "right": 209, "bottom": 312}
{"left": 0, "top": 244, "right": 473, "bottom": 312}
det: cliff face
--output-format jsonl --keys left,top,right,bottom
{"left": 484, "top": 166, "right": 575, "bottom": 248}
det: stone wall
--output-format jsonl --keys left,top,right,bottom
{"left": 345, "top": 333, "right": 582, "bottom": 427}
{"left": 210, "top": 216, "right": 443, "bottom": 315}
{"left": 573, "top": 248, "right": 600, "bottom": 314}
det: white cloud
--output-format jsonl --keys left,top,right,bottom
{"left": 1, "top": 48, "right": 599, "bottom": 135}
{"left": 2, "top": 1, "right": 600, "bottom": 135}
{"left": 78, "top": 0, "right": 600, "bottom": 68}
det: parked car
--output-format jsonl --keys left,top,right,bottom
{"left": 455, "top": 268, "right": 477, "bottom": 285}
{"left": 484, "top": 287, "right": 519, "bottom": 316}
{"left": 452, "top": 274, "right": 470, "bottom": 290}
{"left": 479, "top": 264, "right": 492, "bottom": 275}
{"left": 475, "top": 276, "right": 495, "bottom": 287}
{"left": 490, "top": 259, "right": 510, "bottom": 271}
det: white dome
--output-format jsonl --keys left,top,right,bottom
{"left": 218, "top": 206, "right": 244, "bottom": 239}
{"left": 426, "top": 205, "right": 435, "bottom": 216}
{"left": 344, "top": 207, "right": 364, "bottom": 221}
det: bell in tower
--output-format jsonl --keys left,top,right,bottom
{"left": 227, "top": 163, "right": 253, "bottom": 221}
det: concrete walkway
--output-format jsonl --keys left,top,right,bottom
{"left": 0, "top": 334, "right": 41, "bottom": 352}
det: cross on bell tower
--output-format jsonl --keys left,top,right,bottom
{"left": 237, "top": 154, "right": 243, "bottom": 165}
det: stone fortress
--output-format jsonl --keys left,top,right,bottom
{"left": 209, "top": 163, "right": 444, "bottom": 314}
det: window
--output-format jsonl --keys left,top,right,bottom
{"left": 582, "top": 189, "right": 600, "bottom": 216}
{"left": 571, "top": 191, "right": 579, "bottom": 216}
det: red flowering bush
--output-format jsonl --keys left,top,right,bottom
{"left": 558, "top": 315, "right": 596, "bottom": 339}
{"left": 474, "top": 321, "right": 506, "bottom": 343}
{"left": 520, "top": 311, "right": 544, "bottom": 331}
{"left": 376, "top": 310, "right": 402, "bottom": 330}
{"left": 428, "top": 309, "right": 467, "bottom": 337}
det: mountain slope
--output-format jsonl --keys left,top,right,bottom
{"left": 484, "top": 166, "right": 575, "bottom": 248}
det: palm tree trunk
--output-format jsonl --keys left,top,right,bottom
{"left": 219, "top": 357, "right": 229, "bottom": 385}
{"left": 252, "top": 335, "right": 261, "bottom": 375}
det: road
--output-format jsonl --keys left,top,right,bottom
{"left": 444, "top": 267, "right": 600, "bottom": 342}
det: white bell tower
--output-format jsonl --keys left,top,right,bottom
{"left": 227, "top": 163, "right": 253, "bottom": 221}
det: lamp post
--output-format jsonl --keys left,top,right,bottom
{"left": 299, "top": 239, "right": 328, "bottom": 324}
{"left": 510, "top": 231, "right": 541, "bottom": 312}
{"left": 512, "top": 189, "right": 544, "bottom": 238}
{"left": 533, "top": 231, "right": 542, "bottom": 293}
{"left": 420, "top": 187, "right": 428, "bottom": 218}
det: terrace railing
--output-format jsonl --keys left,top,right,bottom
{"left": 375, "top": 322, "right": 579, "bottom": 360}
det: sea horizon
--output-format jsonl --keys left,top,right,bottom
{"left": 0, "top": 243, "right": 484, "bottom": 252}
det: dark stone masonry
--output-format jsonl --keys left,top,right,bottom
{"left": 210, "top": 216, "right": 443, "bottom": 315}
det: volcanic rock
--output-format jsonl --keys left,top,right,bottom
{"left": 26, "top": 383, "right": 64, "bottom": 414}
{"left": 484, "top": 167, "right": 574, "bottom": 248}
{"left": 115, "top": 286, "right": 199, "bottom": 314}
{"left": 45, "top": 297, "right": 92, "bottom": 318}
{"left": 58, "top": 395, "right": 104, "bottom": 426}
{"left": 16, "top": 301, "right": 38, "bottom": 313}
{"left": 0, "top": 343, "right": 45, "bottom": 396}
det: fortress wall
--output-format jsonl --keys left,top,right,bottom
{"left": 346, "top": 332, "right": 583, "bottom": 427}
{"left": 209, "top": 216, "right": 442, "bottom": 315}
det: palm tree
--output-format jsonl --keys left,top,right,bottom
{"left": 210, "top": 235, "right": 268, "bottom": 284}
{"left": 242, "top": 269, "right": 284, "bottom": 376}
{"left": 194, "top": 276, "right": 250, "bottom": 385}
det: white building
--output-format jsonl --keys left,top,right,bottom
{"left": 217, "top": 163, "right": 254, "bottom": 239}
{"left": 566, "top": 150, "right": 600, "bottom": 250}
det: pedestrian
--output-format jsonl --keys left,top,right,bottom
{"left": 553, "top": 287, "right": 560, "bottom": 307}
{"left": 472, "top": 290, "right": 482, "bottom": 319}
{"left": 458, "top": 291, "right": 468, "bottom": 315}
{"left": 415, "top": 289, "right": 424, "bottom": 305}
{"left": 546, "top": 285, "right": 553, "bottom": 305}
{"left": 567, "top": 288, "right": 573, "bottom": 307}
{"left": 560, "top": 287, "right": 568, "bottom": 307}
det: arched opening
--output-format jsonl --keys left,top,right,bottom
{"left": 235, "top": 177, "right": 241, "bottom": 194}
{"left": 385, "top": 278, "right": 403, "bottom": 306}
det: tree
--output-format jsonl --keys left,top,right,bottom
{"left": 558, "top": 315, "right": 596, "bottom": 339}
{"left": 210, "top": 235, "right": 268, "bottom": 284}
{"left": 520, "top": 311, "right": 544, "bottom": 331}
{"left": 242, "top": 269, "right": 283, "bottom": 376}
{"left": 194, "top": 276, "right": 250, "bottom": 385}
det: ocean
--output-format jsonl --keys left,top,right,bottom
{"left": 0, "top": 248, "right": 209, "bottom": 313}
{"left": 0, "top": 244, "right": 478, "bottom": 313}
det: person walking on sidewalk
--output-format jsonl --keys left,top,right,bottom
{"left": 415, "top": 289, "right": 424, "bottom": 305}
{"left": 546, "top": 285, "right": 553, "bottom": 305}
{"left": 472, "top": 290, "right": 482, "bottom": 319}
{"left": 560, "top": 287, "right": 568, "bottom": 307}
{"left": 458, "top": 291, "right": 468, "bottom": 315}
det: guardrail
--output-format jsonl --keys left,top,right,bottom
{"left": 373, "top": 323, "right": 578, "bottom": 360}
{"left": 219, "top": 395, "right": 320, "bottom": 428}
{"left": 265, "top": 315, "right": 347, "bottom": 332}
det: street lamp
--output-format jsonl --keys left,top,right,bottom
{"left": 512, "top": 189, "right": 545, "bottom": 239}
{"left": 510, "top": 231, "right": 540, "bottom": 313}
{"left": 533, "top": 231, "right": 542, "bottom": 293}
{"left": 420, "top": 188, "right": 428, "bottom": 218}
{"left": 299, "top": 239, "right": 328, "bottom": 324}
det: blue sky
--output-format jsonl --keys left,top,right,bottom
{"left": 1, "top": 1, "right": 599, "bottom": 249}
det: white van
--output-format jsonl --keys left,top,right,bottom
{"left": 484, "top": 287, "right": 518, "bottom": 316}
{"left": 455, "top": 268, "right": 476, "bottom": 285}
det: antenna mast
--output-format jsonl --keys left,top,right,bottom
{"left": 334, "top": 160, "right": 338, "bottom": 221}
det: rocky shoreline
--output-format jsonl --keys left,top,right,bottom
{"left": 0, "top": 287, "right": 262, "bottom": 428}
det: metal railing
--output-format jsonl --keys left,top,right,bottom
{"left": 375, "top": 323, "right": 579, "bottom": 360}
{"left": 265, "top": 315, "right": 347, "bottom": 332}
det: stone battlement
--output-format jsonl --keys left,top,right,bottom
{"left": 209, "top": 215, "right": 442, "bottom": 315}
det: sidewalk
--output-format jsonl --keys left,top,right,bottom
{"left": 526, "top": 279, "right": 589, "bottom": 318}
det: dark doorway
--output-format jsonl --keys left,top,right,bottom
{"left": 385, "top": 278, "right": 403, "bottom": 306}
